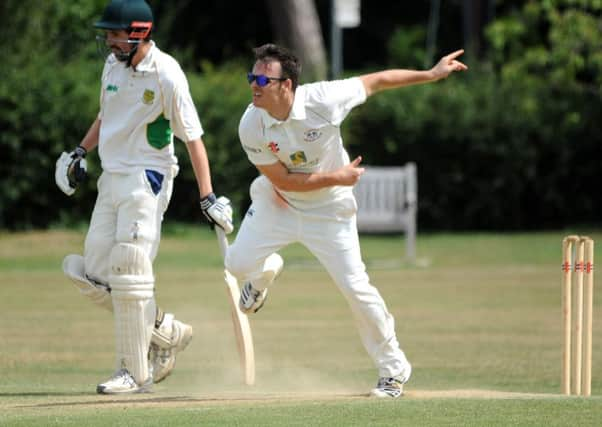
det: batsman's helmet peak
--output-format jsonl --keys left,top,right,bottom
{"left": 94, "top": 0, "right": 153, "bottom": 38}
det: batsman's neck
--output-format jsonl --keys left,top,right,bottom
{"left": 131, "top": 41, "right": 151, "bottom": 68}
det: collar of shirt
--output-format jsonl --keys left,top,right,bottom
{"left": 260, "top": 85, "right": 307, "bottom": 128}
{"left": 132, "top": 41, "right": 156, "bottom": 73}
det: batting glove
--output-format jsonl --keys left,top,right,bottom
{"left": 200, "top": 193, "right": 234, "bottom": 234}
{"left": 55, "top": 146, "right": 88, "bottom": 196}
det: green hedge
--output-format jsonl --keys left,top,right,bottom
{"left": 1, "top": 0, "right": 600, "bottom": 231}
{"left": 0, "top": 55, "right": 101, "bottom": 229}
{"left": 0, "top": 58, "right": 600, "bottom": 230}
{"left": 169, "top": 61, "right": 257, "bottom": 224}
{"left": 345, "top": 68, "right": 601, "bottom": 229}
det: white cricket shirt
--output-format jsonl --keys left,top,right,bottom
{"left": 98, "top": 42, "right": 203, "bottom": 173}
{"left": 239, "top": 77, "right": 367, "bottom": 217}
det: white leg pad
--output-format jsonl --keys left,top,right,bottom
{"left": 63, "top": 255, "right": 176, "bottom": 350}
{"left": 62, "top": 254, "right": 112, "bottom": 311}
{"left": 109, "top": 243, "right": 155, "bottom": 385}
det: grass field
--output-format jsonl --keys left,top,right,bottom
{"left": 1, "top": 227, "right": 601, "bottom": 426}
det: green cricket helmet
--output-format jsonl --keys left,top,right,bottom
{"left": 95, "top": 0, "right": 153, "bottom": 64}
{"left": 95, "top": 0, "right": 153, "bottom": 41}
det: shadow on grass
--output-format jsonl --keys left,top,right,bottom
{"left": 15, "top": 393, "right": 367, "bottom": 408}
{"left": 0, "top": 392, "right": 91, "bottom": 397}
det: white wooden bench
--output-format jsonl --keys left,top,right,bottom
{"left": 352, "top": 163, "right": 417, "bottom": 261}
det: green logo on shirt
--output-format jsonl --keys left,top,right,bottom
{"left": 106, "top": 84, "right": 118, "bottom": 92}
{"left": 142, "top": 89, "right": 155, "bottom": 105}
{"left": 290, "top": 151, "right": 307, "bottom": 165}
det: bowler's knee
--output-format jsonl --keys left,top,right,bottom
{"left": 224, "top": 245, "right": 254, "bottom": 280}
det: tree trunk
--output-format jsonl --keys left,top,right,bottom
{"left": 264, "top": 0, "right": 328, "bottom": 81}
{"left": 462, "top": 0, "right": 495, "bottom": 58}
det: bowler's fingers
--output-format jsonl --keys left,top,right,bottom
{"left": 443, "top": 49, "right": 468, "bottom": 71}
{"left": 451, "top": 60, "right": 468, "bottom": 71}
{"left": 445, "top": 49, "right": 465, "bottom": 61}
{"left": 351, "top": 156, "right": 365, "bottom": 176}
{"left": 351, "top": 155, "right": 363, "bottom": 166}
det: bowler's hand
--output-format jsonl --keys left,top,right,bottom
{"left": 431, "top": 49, "right": 468, "bottom": 80}
{"left": 337, "top": 156, "right": 365, "bottom": 186}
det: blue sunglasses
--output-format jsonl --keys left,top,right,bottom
{"left": 247, "top": 73, "right": 287, "bottom": 87}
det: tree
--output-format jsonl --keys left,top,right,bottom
{"left": 264, "top": 0, "right": 328, "bottom": 80}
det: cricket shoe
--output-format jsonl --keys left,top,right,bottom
{"left": 370, "top": 364, "right": 411, "bottom": 398}
{"left": 370, "top": 376, "right": 406, "bottom": 398}
{"left": 149, "top": 314, "right": 194, "bottom": 383}
{"left": 239, "top": 282, "right": 269, "bottom": 314}
{"left": 96, "top": 368, "right": 152, "bottom": 394}
{"left": 239, "top": 253, "right": 283, "bottom": 314}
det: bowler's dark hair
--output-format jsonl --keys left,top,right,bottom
{"left": 253, "top": 44, "right": 301, "bottom": 91}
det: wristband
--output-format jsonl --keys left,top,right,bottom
{"left": 200, "top": 192, "right": 216, "bottom": 210}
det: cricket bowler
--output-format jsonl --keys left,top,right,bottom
{"left": 225, "top": 43, "right": 467, "bottom": 398}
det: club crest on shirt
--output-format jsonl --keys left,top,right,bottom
{"left": 303, "top": 129, "right": 322, "bottom": 142}
{"left": 289, "top": 151, "right": 307, "bottom": 165}
{"left": 268, "top": 142, "right": 280, "bottom": 153}
{"left": 142, "top": 89, "right": 155, "bottom": 105}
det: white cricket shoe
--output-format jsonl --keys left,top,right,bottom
{"left": 370, "top": 364, "right": 411, "bottom": 399}
{"left": 370, "top": 376, "right": 406, "bottom": 398}
{"left": 239, "top": 253, "right": 283, "bottom": 314}
{"left": 149, "top": 315, "right": 193, "bottom": 383}
{"left": 239, "top": 282, "right": 269, "bottom": 313}
{"left": 96, "top": 369, "right": 152, "bottom": 394}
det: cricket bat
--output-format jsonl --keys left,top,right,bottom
{"left": 215, "top": 227, "right": 255, "bottom": 385}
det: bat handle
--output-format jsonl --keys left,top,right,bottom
{"left": 215, "top": 227, "right": 229, "bottom": 260}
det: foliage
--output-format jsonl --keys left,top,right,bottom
{"left": 387, "top": 26, "right": 427, "bottom": 69}
{"left": 344, "top": 0, "right": 601, "bottom": 230}
{"left": 170, "top": 61, "right": 257, "bottom": 224}
{"left": 0, "top": 0, "right": 600, "bottom": 230}
{"left": 0, "top": 56, "right": 102, "bottom": 229}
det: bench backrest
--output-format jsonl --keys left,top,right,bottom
{"left": 352, "top": 163, "right": 417, "bottom": 260}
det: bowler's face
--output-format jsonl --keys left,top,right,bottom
{"left": 249, "top": 61, "right": 284, "bottom": 112}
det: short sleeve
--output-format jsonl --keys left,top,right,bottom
{"left": 304, "top": 77, "right": 367, "bottom": 126}
{"left": 238, "top": 106, "right": 278, "bottom": 166}
{"left": 169, "top": 81, "right": 203, "bottom": 142}
{"left": 157, "top": 55, "right": 203, "bottom": 142}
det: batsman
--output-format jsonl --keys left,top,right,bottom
{"left": 55, "top": 0, "right": 233, "bottom": 394}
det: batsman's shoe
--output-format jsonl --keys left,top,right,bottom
{"left": 149, "top": 315, "right": 193, "bottom": 383}
{"left": 370, "top": 376, "right": 407, "bottom": 398}
{"left": 239, "top": 282, "right": 269, "bottom": 314}
{"left": 149, "top": 344, "right": 175, "bottom": 383}
{"left": 96, "top": 369, "right": 152, "bottom": 395}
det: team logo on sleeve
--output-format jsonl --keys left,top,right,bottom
{"left": 268, "top": 142, "right": 280, "bottom": 153}
{"left": 290, "top": 151, "right": 307, "bottom": 165}
{"left": 304, "top": 129, "right": 322, "bottom": 142}
{"left": 142, "top": 89, "right": 155, "bottom": 105}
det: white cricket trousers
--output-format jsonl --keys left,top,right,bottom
{"left": 84, "top": 168, "right": 175, "bottom": 284}
{"left": 227, "top": 177, "right": 410, "bottom": 378}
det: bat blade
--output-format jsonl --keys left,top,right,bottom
{"left": 224, "top": 269, "right": 255, "bottom": 385}
{"left": 215, "top": 227, "right": 255, "bottom": 385}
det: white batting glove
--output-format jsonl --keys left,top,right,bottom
{"left": 55, "top": 146, "right": 87, "bottom": 196}
{"left": 200, "top": 193, "right": 234, "bottom": 234}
